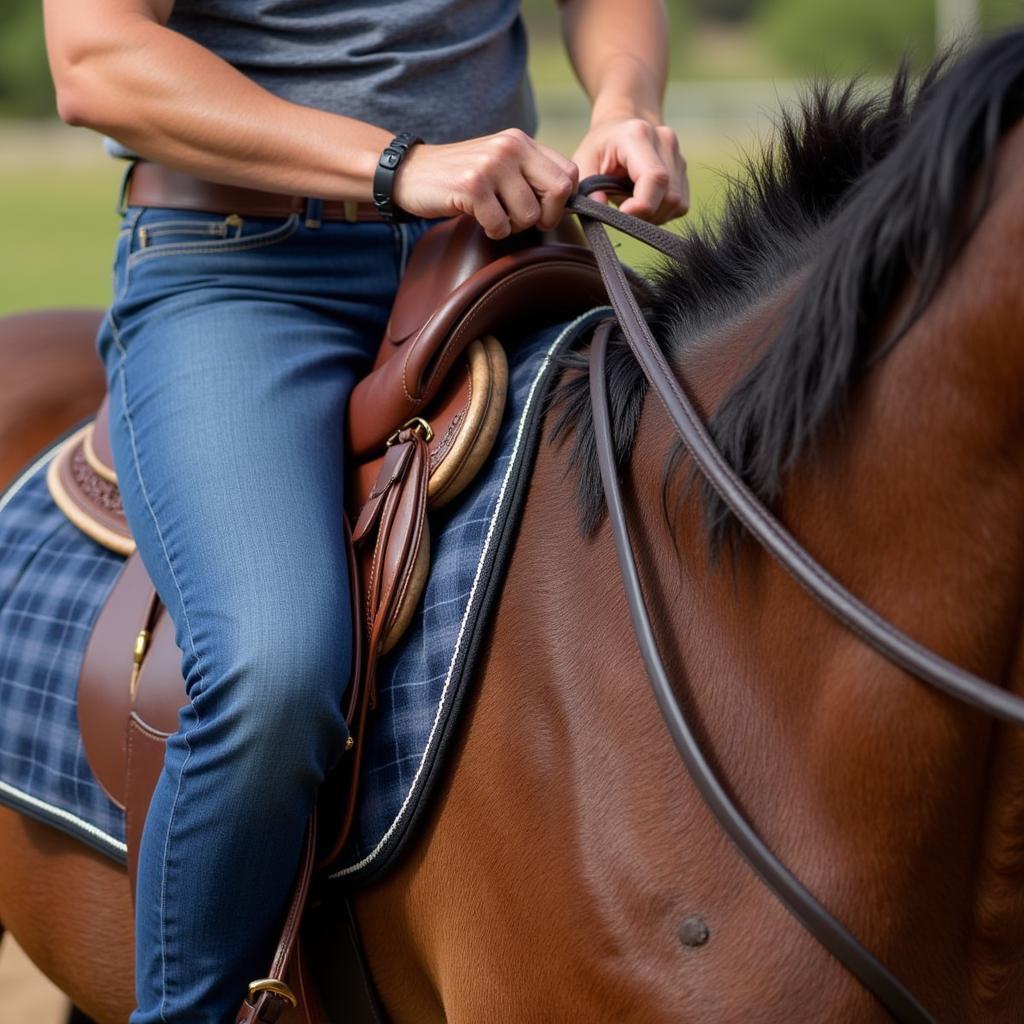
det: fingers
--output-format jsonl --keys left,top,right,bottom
{"left": 496, "top": 173, "right": 542, "bottom": 233}
{"left": 652, "top": 124, "right": 689, "bottom": 222}
{"left": 614, "top": 120, "right": 688, "bottom": 224}
{"left": 458, "top": 130, "right": 575, "bottom": 238}
{"left": 516, "top": 134, "right": 577, "bottom": 231}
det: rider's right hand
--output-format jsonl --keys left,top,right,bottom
{"left": 391, "top": 129, "right": 579, "bottom": 240}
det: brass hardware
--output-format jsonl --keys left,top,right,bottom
{"left": 247, "top": 978, "right": 298, "bottom": 1007}
{"left": 344, "top": 200, "right": 359, "bottom": 223}
{"left": 129, "top": 628, "right": 151, "bottom": 699}
{"left": 225, "top": 213, "right": 244, "bottom": 236}
{"left": 386, "top": 416, "right": 433, "bottom": 447}
{"left": 345, "top": 736, "right": 354, "bottom": 751}
{"left": 138, "top": 226, "right": 150, "bottom": 248}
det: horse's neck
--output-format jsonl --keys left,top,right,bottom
{"left": 621, "top": 122, "right": 1024, "bottom": 1015}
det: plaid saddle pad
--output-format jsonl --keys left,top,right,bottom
{"left": 0, "top": 307, "right": 607, "bottom": 884}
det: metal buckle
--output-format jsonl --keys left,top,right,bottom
{"left": 304, "top": 197, "right": 323, "bottom": 229}
{"left": 116, "top": 160, "right": 139, "bottom": 216}
{"left": 385, "top": 416, "right": 433, "bottom": 447}
{"left": 247, "top": 978, "right": 298, "bottom": 1008}
{"left": 129, "top": 628, "right": 150, "bottom": 699}
{"left": 344, "top": 200, "right": 359, "bottom": 223}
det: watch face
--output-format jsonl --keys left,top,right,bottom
{"left": 380, "top": 149, "right": 401, "bottom": 169}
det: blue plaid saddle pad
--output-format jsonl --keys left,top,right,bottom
{"left": 0, "top": 307, "right": 607, "bottom": 884}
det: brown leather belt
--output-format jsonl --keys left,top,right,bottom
{"left": 122, "top": 160, "right": 386, "bottom": 223}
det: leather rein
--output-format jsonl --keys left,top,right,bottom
{"left": 569, "top": 178, "right": 1024, "bottom": 1023}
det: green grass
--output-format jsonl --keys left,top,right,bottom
{"left": 0, "top": 158, "right": 124, "bottom": 314}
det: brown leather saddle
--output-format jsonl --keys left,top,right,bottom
{"left": 47, "top": 213, "right": 607, "bottom": 1021}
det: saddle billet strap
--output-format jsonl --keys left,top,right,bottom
{"left": 315, "top": 426, "right": 432, "bottom": 871}
{"left": 587, "top": 322, "right": 932, "bottom": 1024}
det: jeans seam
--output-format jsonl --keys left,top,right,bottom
{"left": 110, "top": 314, "right": 208, "bottom": 1022}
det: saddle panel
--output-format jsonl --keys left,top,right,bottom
{"left": 47, "top": 424, "right": 135, "bottom": 556}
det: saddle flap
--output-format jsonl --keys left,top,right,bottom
{"left": 132, "top": 609, "right": 185, "bottom": 735}
{"left": 78, "top": 552, "right": 156, "bottom": 808}
{"left": 349, "top": 336, "right": 507, "bottom": 515}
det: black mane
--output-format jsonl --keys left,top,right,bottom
{"left": 545, "top": 28, "right": 1024, "bottom": 553}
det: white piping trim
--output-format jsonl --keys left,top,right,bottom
{"left": 0, "top": 778, "right": 127, "bottom": 855}
{"left": 0, "top": 443, "right": 64, "bottom": 516}
{"left": 330, "top": 307, "right": 608, "bottom": 879}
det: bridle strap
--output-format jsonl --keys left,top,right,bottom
{"left": 568, "top": 184, "right": 1024, "bottom": 729}
{"left": 573, "top": 175, "right": 1023, "bottom": 1021}
{"left": 587, "top": 320, "right": 933, "bottom": 1023}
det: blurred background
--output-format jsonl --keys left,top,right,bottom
{"left": 0, "top": 1, "right": 1020, "bottom": 1020}
{"left": 0, "top": 0, "right": 1019, "bottom": 317}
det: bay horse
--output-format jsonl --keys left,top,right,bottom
{"left": 2, "top": 28, "right": 1024, "bottom": 1022}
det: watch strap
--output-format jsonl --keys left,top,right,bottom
{"left": 372, "top": 132, "right": 423, "bottom": 224}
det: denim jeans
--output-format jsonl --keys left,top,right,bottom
{"left": 95, "top": 197, "right": 432, "bottom": 1023}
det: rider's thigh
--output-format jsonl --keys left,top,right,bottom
{"left": 94, "top": 213, "right": 405, "bottom": 729}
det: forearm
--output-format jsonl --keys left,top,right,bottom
{"left": 558, "top": 0, "right": 669, "bottom": 126}
{"left": 43, "top": 0, "right": 389, "bottom": 200}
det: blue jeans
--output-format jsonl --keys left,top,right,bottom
{"left": 96, "top": 197, "right": 432, "bottom": 1023}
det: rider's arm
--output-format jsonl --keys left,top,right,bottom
{"left": 42, "top": 0, "right": 576, "bottom": 237}
{"left": 558, "top": 0, "right": 687, "bottom": 221}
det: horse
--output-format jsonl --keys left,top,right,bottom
{"left": 1, "top": 27, "right": 1023, "bottom": 1022}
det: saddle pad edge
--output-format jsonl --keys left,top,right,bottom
{"left": 0, "top": 777, "right": 127, "bottom": 862}
{"left": 328, "top": 305, "right": 611, "bottom": 885}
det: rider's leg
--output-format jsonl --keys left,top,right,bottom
{"left": 97, "top": 208, "right": 422, "bottom": 1023}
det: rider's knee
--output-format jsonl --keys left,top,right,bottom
{"left": 189, "top": 617, "right": 353, "bottom": 779}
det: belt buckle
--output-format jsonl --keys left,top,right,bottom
{"left": 344, "top": 200, "right": 359, "bottom": 223}
{"left": 116, "top": 160, "right": 139, "bottom": 216}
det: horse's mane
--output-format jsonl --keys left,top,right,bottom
{"left": 547, "top": 28, "right": 1024, "bottom": 554}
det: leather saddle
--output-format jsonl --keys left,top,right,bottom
{"left": 46, "top": 213, "right": 608, "bottom": 1020}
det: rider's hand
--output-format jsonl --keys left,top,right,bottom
{"left": 572, "top": 115, "right": 688, "bottom": 223}
{"left": 391, "top": 129, "right": 579, "bottom": 240}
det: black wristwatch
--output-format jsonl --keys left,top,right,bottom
{"left": 372, "top": 132, "right": 423, "bottom": 223}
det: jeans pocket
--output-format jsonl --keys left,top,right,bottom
{"left": 125, "top": 207, "right": 300, "bottom": 271}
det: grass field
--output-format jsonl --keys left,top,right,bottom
{"left": 0, "top": 82, "right": 784, "bottom": 315}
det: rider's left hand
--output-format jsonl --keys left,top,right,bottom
{"left": 571, "top": 115, "right": 689, "bottom": 224}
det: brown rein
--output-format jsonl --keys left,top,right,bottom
{"left": 571, "top": 177, "right": 1024, "bottom": 1022}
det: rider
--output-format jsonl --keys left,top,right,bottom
{"left": 41, "top": 1, "right": 686, "bottom": 1020}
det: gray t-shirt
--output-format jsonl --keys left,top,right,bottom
{"left": 167, "top": 0, "right": 536, "bottom": 143}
